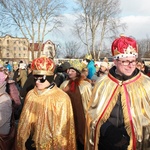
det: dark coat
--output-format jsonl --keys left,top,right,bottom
{"left": 20, "top": 73, "right": 35, "bottom": 99}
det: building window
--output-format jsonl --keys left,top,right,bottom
{"left": 7, "top": 40, "right": 9, "bottom": 44}
{"left": 19, "top": 53, "right": 21, "bottom": 57}
{"left": 24, "top": 53, "right": 26, "bottom": 57}
{"left": 14, "top": 53, "right": 16, "bottom": 58}
{"left": 23, "top": 47, "right": 26, "bottom": 50}
{"left": 7, "top": 53, "right": 9, "bottom": 57}
{"left": 14, "top": 47, "right": 16, "bottom": 50}
{"left": 0, "top": 40, "right": 2, "bottom": 43}
{"left": 14, "top": 41, "right": 16, "bottom": 44}
{"left": 48, "top": 46, "right": 52, "bottom": 50}
{"left": 24, "top": 41, "right": 26, "bottom": 44}
{"left": 19, "top": 47, "right": 21, "bottom": 50}
{"left": 7, "top": 46, "right": 9, "bottom": 51}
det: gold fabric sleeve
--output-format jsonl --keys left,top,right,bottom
{"left": 16, "top": 85, "right": 76, "bottom": 150}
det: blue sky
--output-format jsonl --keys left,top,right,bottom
{"left": 49, "top": 0, "right": 150, "bottom": 48}
{"left": 5, "top": 0, "right": 150, "bottom": 44}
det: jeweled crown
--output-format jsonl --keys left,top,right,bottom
{"left": 31, "top": 56, "right": 55, "bottom": 76}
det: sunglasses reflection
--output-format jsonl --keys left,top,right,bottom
{"left": 34, "top": 75, "right": 46, "bottom": 83}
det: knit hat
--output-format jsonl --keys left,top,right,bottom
{"left": 91, "top": 74, "right": 98, "bottom": 81}
{"left": 100, "top": 62, "right": 109, "bottom": 69}
{"left": 111, "top": 35, "right": 138, "bottom": 59}
{"left": 19, "top": 63, "right": 26, "bottom": 69}
{"left": 31, "top": 56, "right": 55, "bottom": 76}
{"left": 61, "top": 61, "right": 71, "bottom": 71}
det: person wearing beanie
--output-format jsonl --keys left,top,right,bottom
{"left": 85, "top": 35, "right": 150, "bottom": 150}
{"left": 0, "top": 64, "right": 22, "bottom": 149}
{"left": 0, "top": 68, "right": 12, "bottom": 142}
{"left": 60, "top": 60, "right": 92, "bottom": 150}
{"left": 16, "top": 56, "right": 76, "bottom": 150}
{"left": 97, "top": 62, "right": 109, "bottom": 77}
{"left": 16, "top": 63, "right": 27, "bottom": 89}
{"left": 54, "top": 61, "right": 70, "bottom": 87}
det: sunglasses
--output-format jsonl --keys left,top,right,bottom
{"left": 34, "top": 75, "right": 46, "bottom": 83}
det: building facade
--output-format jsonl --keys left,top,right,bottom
{"left": 0, "top": 35, "right": 29, "bottom": 64}
{"left": 29, "top": 40, "right": 56, "bottom": 62}
{"left": 0, "top": 35, "right": 56, "bottom": 64}
{"left": 43, "top": 40, "right": 56, "bottom": 59}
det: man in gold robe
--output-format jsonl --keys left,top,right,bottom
{"left": 16, "top": 56, "right": 76, "bottom": 150}
{"left": 85, "top": 35, "right": 150, "bottom": 150}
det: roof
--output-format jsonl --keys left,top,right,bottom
{"left": 29, "top": 40, "right": 55, "bottom": 51}
{"left": 29, "top": 43, "right": 44, "bottom": 51}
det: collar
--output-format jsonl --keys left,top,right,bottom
{"left": 109, "top": 66, "right": 140, "bottom": 81}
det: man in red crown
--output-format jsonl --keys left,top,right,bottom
{"left": 85, "top": 35, "right": 150, "bottom": 150}
{"left": 16, "top": 56, "right": 76, "bottom": 150}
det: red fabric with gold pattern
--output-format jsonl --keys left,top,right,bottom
{"left": 31, "top": 56, "right": 55, "bottom": 76}
{"left": 111, "top": 35, "right": 138, "bottom": 59}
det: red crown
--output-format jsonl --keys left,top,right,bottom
{"left": 111, "top": 35, "right": 138, "bottom": 59}
{"left": 31, "top": 56, "right": 55, "bottom": 76}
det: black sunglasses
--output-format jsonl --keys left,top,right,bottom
{"left": 34, "top": 75, "right": 46, "bottom": 83}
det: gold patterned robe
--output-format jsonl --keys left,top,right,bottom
{"left": 16, "top": 85, "right": 76, "bottom": 150}
{"left": 60, "top": 79, "right": 92, "bottom": 147}
{"left": 85, "top": 72, "right": 150, "bottom": 150}
{"left": 60, "top": 80, "right": 92, "bottom": 115}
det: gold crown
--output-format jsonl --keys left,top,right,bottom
{"left": 31, "top": 56, "right": 55, "bottom": 76}
{"left": 85, "top": 54, "right": 92, "bottom": 60}
{"left": 69, "top": 59, "right": 84, "bottom": 72}
{"left": 81, "top": 61, "right": 87, "bottom": 69}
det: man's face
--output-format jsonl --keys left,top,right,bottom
{"left": 100, "top": 66, "right": 107, "bottom": 72}
{"left": 114, "top": 56, "right": 137, "bottom": 76}
{"left": 34, "top": 75, "right": 50, "bottom": 90}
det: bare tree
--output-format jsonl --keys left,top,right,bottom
{"left": 63, "top": 41, "right": 81, "bottom": 58}
{"left": 137, "top": 37, "right": 150, "bottom": 58}
{"left": 73, "top": 0, "right": 126, "bottom": 60}
{"left": 0, "top": 0, "right": 65, "bottom": 60}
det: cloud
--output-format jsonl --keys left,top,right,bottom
{"left": 121, "top": 16, "right": 150, "bottom": 39}
{"left": 120, "top": 0, "right": 150, "bottom": 16}
{"left": 48, "top": 0, "right": 150, "bottom": 44}
{"left": 119, "top": 0, "right": 150, "bottom": 39}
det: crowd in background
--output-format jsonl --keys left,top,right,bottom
{"left": 1, "top": 35, "right": 150, "bottom": 150}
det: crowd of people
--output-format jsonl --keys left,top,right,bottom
{"left": 0, "top": 35, "right": 150, "bottom": 150}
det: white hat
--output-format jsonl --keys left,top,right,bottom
{"left": 19, "top": 63, "right": 26, "bottom": 69}
{"left": 100, "top": 62, "right": 108, "bottom": 69}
